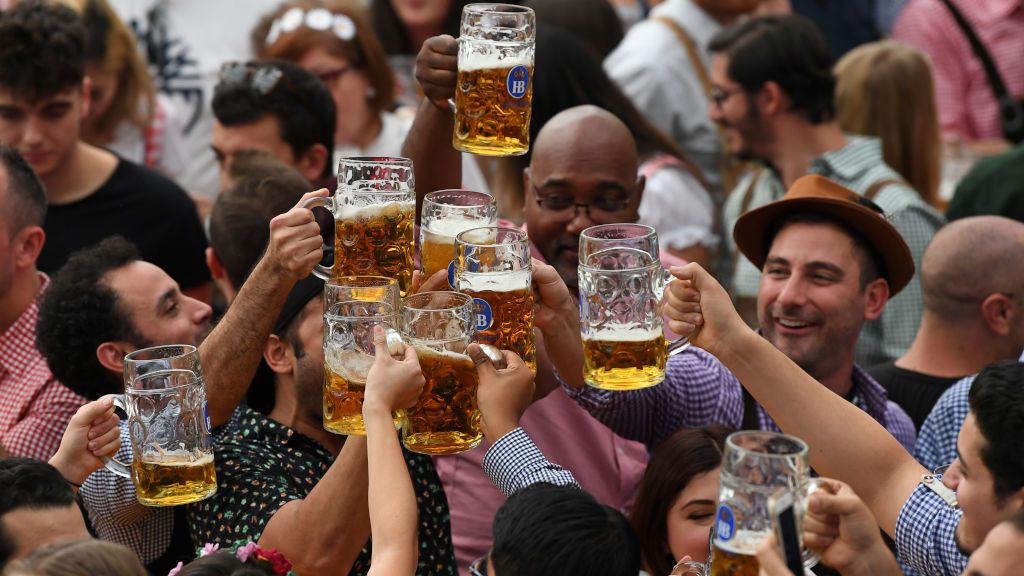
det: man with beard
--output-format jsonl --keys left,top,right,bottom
{"left": 561, "top": 175, "right": 916, "bottom": 453}
{"left": 712, "top": 15, "right": 944, "bottom": 366}
{"left": 34, "top": 188, "right": 326, "bottom": 574}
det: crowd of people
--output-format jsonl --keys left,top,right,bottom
{"left": 0, "top": 0, "right": 1022, "bottom": 575}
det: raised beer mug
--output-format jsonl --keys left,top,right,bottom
{"left": 454, "top": 3, "right": 535, "bottom": 156}
{"left": 323, "top": 276, "right": 403, "bottom": 435}
{"left": 303, "top": 157, "right": 416, "bottom": 295}
{"left": 711, "top": 431, "right": 820, "bottom": 576}
{"left": 454, "top": 226, "right": 536, "bottom": 373}
{"left": 420, "top": 189, "right": 498, "bottom": 280}
{"left": 578, "top": 247, "right": 668, "bottom": 390}
{"left": 104, "top": 345, "right": 216, "bottom": 507}
{"left": 579, "top": 223, "right": 661, "bottom": 266}
{"left": 399, "top": 291, "right": 482, "bottom": 455}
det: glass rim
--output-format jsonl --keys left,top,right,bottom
{"left": 580, "top": 223, "right": 657, "bottom": 240}
{"left": 578, "top": 258, "right": 664, "bottom": 274}
{"left": 725, "top": 430, "right": 809, "bottom": 458}
{"left": 463, "top": 3, "right": 535, "bottom": 15}
{"left": 126, "top": 368, "right": 203, "bottom": 393}
{"left": 455, "top": 226, "right": 529, "bottom": 248}
{"left": 401, "top": 290, "right": 473, "bottom": 312}
{"left": 324, "top": 300, "right": 396, "bottom": 321}
{"left": 336, "top": 155, "right": 412, "bottom": 167}
{"left": 124, "top": 344, "right": 198, "bottom": 363}
{"left": 423, "top": 189, "right": 497, "bottom": 207}
{"left": 325, "top": 275, "right": 398, "bottom": 289}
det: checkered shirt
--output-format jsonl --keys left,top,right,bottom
{"left": 0, "top": 274, "right": 86, "bottom": 459}
{"left": 895, "top": 482, "right": 969, "bottom": 575}
{"left": 564, "top": 345, "right": 917, "bottom": 452}
{"left": 80, "top": 407, "right": 241, "bottom": 564}
{"left": 915, "top": 375, "right": 974, "bottom": 471}
{"left": 482, "top": 427, "right": 579, "bottom": 496}
{"left": 722, "top": 136, "right": 946, "bottom": 366}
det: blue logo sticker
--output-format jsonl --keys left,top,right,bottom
{"left": 473, "top": 297, "right": 493, "bottom": 331}
{"left": 507, "top": 65, "right": 529, "bottom": 99}
{"left": 447, "top": 260, "right": 457, "bottom": 289}
{"left": 716, "top": 505, "right": 736, "bottom": 542}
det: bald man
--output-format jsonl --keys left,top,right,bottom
{"left": 867, "top": 216, "right": 1024, "bottom": 430}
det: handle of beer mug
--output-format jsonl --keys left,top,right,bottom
{"left": 799, "top": 478, "right": 828, "bottom": 570}
{"left": 385, "top": 328, "right": 506, "bottom": 368}
{"left": 101, "top": 395, "right": 132, "bottom": 479}
{"left": 300, "top": 195, "right": 335, "bottom": 281}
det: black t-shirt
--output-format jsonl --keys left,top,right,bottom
{"left": 38, "top": 158, "right": 210, "bottom": 290}
{"left": 866, "top": 362, "right": 965, "bottom": 431}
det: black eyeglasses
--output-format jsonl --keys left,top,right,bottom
{"left": 528, "top": 171, "right": 636, "bottom": 222}
{"left": 469, "top": 555, "right": 488, "bottom": 576}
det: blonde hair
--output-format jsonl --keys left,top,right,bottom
{"left": 58, "top": 0, "right": 156, "bottom": 136}
{"left": 5, "top": 539, "right": 147, "bottom": 576}
{"left": 835, "top": 40, "right": 941, "bottom": 207}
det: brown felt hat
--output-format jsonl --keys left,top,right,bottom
{"left": 733, "top": 175, "right": 915, "bottom": 296}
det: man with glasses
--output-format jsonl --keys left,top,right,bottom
{"left": 711, "top": 14, "right": 944, "bottom": 367}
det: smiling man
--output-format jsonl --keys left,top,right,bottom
{"left": 562, "top": 175, "right": 916, "bottom": 452}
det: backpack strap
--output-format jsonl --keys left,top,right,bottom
{"left": 863, "top": 177, "right": 905, "bottom": 201}
{"left": 653, "top": 15, "right": 711, "bottom": 97}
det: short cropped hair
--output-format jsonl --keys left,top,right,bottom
{"left": 0, "top": 1, "right": 86, "bottom": 101}
{"left": 709, "top": 15, "right": 835, "bottom": 124}
{"left": 0, "top": 144, "right": 48, "bottom": 232}
{"left": 36, "top": 236, "right": 146, "bottom": 400}
{"left": 491, "top": 483, "right": 641, "bottom": 576}
{"left": 212, "top": 59, "right": 336, "bottom": 181}
{"left": 0, "top": 458, "right": 79, "bottom": 567}
{"left": 209, "top": 152, "right": 309, "bottom": 289}
{"left": 969, "top": 360, "right": 1024, "bottom": 502}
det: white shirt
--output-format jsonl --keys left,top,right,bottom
{"left": 605, "top": 0, "right": 724, "bottom": 189}
{"left": 638, "top": 155, "right": 719, "bottom": 250}
{"left": 105, "top": 94, "right": 190, "bottom": 181}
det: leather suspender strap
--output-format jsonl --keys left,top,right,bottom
{"left": 653, "top": 15, "right": 711, "bottom": 97}
{"left": 863, "top": 177, "right": 904, "bottom": 201}
{"left": 740, "top": 385, "right": 760, "bottom": 431}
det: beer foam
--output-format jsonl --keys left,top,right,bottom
{"left": 338, "top": 200, "right": 415, "bottom": 221}
{"left": 583, "top": 326, "right": 664, "bottom": 342}
{"left": 458, "top": 269, "right": 531, "bottom": 293}
{"left": 141, "top": 452, "right": 214, "bottom": 466}
{"left": 716, "top": 529, "right": 769, "bottom": 556}
{"left": 427, "top": 217, "right": 491, "bottom": 240}
{"left": 459, "top": 48, "right": 532, "bottom": 72}
{"left": 415, "top": 346, "right": 475, "bottom": 366}
{"left": 326, "top": 347, "right": 374, "bottom": 384}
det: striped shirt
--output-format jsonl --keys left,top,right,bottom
{"left": 723, "top": 136, "right": 945, "bottom": 366}
{"left": 893, "top": 0, "right": 1024, "bottom": 142}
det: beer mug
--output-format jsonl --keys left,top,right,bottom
{"left": 579, "top": 223, "right": 661, "bottom": 267}
{"left": 323, "top": 276, "right": 403, "bottom": 435}
{"left": 400, "top": 291, "right": 482, "bottom": 455}
{"left": 304, "top": 157, "right": 416, "bottom": 295}
{"left": 455, "top": 226, "right": 536, "bottom": 373}
{"left": 420, "top": 189, "right": 498, "bottom": 279}
{"left": 579, "top": 247, "right": 668, "bottom": 390}
{"left": 454, "top": 3, "right": 535, "bottom": 156}
{"left": 710, "top": 431, "right": 820, "bottom": 576}
{"left": 104, "top": 345, "right": 216, "bottom": 506}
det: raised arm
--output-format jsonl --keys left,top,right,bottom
{"left": 200, "top": 189, "right": 327, "bottom": 427}
{"left": 401, "top": 35, "right": 462, "bottom": 214}
{"left": 665, "top": 263, "right": 925, "bottom": 536}
{"left": 363, "top": 326, "right": 425, "bottom": 576}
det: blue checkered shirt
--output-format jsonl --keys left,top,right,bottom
{"left": 482, "top": 427, "right": 579, "bottom": 496}
{"left": 915, "top": 376, "right": 973, "bottom": 471}
{"left": 896, "top": 482, "right": 968, "bottom": 575}
{"left": 564, "top": 345, "right": 916, "bottom": 452}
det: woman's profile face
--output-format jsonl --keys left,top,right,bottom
{"left": 665, "top": 466, "right": 721, "bottom": 565}
{"left": 297, "top": 46, "right": 376, "bottom": 146}
{"left": 389, "top": 0, "right": 453, "bottom": 30}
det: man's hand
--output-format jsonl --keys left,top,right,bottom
{"left": 415, "top": 35, "right": 458, "bottom": 111}
{"left": 49, "top": 397, "right": 121, "bottom": 489}
{"left": 364, "top": 326, "right": 425, "bottom": 416}
{"left": 802, "top": 479, "right": 901, "bottom": 576}
{"left": 265, "top": 189, "right": 328, "bottom": 281}
{"left": 469, "top": 345, "right": 534, "bottom": 443}
{"left": 531, "top": 259, "right": 585, "bottom": 387}
{"left": 665, "top": 263, "right": 753, "bottom": 358}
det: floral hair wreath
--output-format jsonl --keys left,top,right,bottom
{"left": 265, "top": 6, "right": 356, "bottom": 46}
{"left": 167, "top": 542, "right": 294, "bottom": 576}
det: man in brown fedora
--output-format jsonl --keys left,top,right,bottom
{"left": 561, "top": 174, "right": 916, "bottom": 452}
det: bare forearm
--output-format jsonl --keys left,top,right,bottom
{"left": 402, "top": 100, "right": 461, "bottom": 214}
{"left": 537, "top": 311, "right": 584, "bottom": 389}
{"left": 365, "top": 406, "right": 417, "bottom": 574}
{"left": 259, "top": 437, "right": 371, "bottom": 575}
{"left": 199, "top": 258, "right": 293, "bottom": 427}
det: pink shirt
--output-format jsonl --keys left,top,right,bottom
{"left": 893, "top": 0, "right": 1024, "bottom": 141}
{"left": 0, "top": 275, "right": 86, "bottom": 459}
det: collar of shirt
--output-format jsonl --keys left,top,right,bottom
{"left": 233, "top": 406, "right": 330, "bottom": 455}
{"left": 0, "top": 273, "right": 50, "bottom": 377}
{"left": 849, "top": 363, "right": 895, "bottom": 424}
{"left": 655, "top": 0, "right": 724, "bottom": 54}
{"left": 808, "top": 135, "right": 884, "bottom": 183}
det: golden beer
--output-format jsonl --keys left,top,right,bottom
{"left": 583, "top": 329, "right": 667, "bottom": 390}
{"left": 403, "top": 347, "right": 481, "bottom": 455}
{"left": 710, "top": 532, "right": 763, "bottom": 576}
{"left": 323, "top": 347, "right": 404, "bottom": 435}
{"left": 335, "top": 201, "right": 415, "bottom": 295}
{"left": 131, "top": 453, "right": 217, "bottom": 506}
{"left": 421, "top": 218, "right": 486, "bottom": 280}
{"left": 454, "top": 63, "right": 533, "bottom": 156}
{"left": 461, "top": 271, "right": 536, "bottom": 372}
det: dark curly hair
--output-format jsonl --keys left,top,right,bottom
{"left": 709, "top": 14, "right": 836, "bottom": 124}
{"left": 969, "top": 360, "right": 1024, "bottom": 502}
{"left": 212, "top": 59, "right": 335, "bottom": 182}
{"left": 0, "top": 0, "right": 86, "bottom": 101}
{"left": 36, "top": 236, "right": 148, "bottom": 400}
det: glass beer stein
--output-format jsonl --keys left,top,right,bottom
{"left": 579, "top": 223, "right": 661, "bottom": 267}
{"left": 578, "top": 247, "right": 668, "bottom": 390}
{"left": 454, "top": 4, "right": 535, "bottom": 156}
{"left": 104, "top": 345, "right": 217, "bottom": 506}
{"left": 323, "top": 276, "right": 403, "bottom": 435}
{"left": 419, "top": 189, "right": 498, "bottom": 280}
{"left": 399, "top": 291, "right": 482, "bottom": 455}
{"left": 454, "top": 226, "right": 536, "bottom": 373}
{"left": 304, "top": 157, "right": 416, "bottom": 295}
